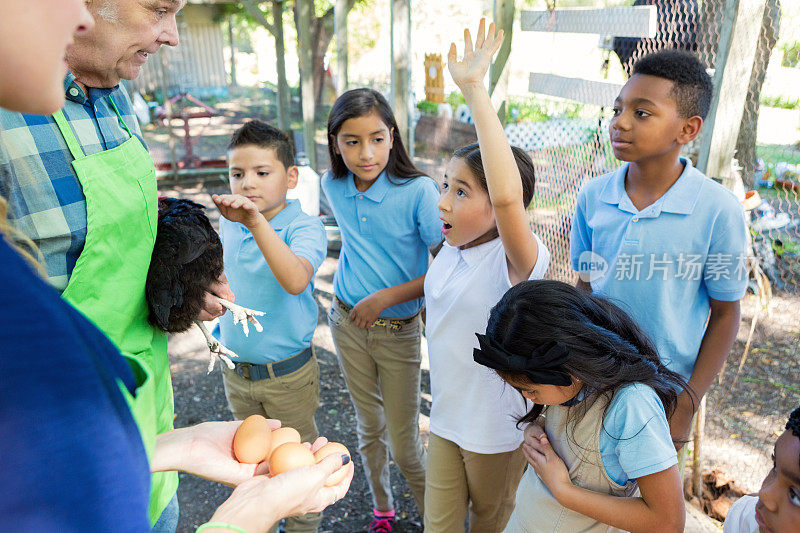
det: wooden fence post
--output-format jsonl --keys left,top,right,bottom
{"left": 692, "top": 396, "right": 707, "bottom": 497}
{"left": 490, "top": 0, "right": 515, "bottom": 124}
{"left": 696, "top": 0, "right": 769, "bottom": 187}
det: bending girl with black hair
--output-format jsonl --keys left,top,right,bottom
{"left": 473, "top": 279, "right": 693, "bottom": 533}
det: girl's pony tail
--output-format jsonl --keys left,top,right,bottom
{"left": 581, "top": 294, "right": 693, "bottom": 418}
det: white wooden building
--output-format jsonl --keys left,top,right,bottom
{"left": 129, "top": 0, "right": 234, "bottom": 98}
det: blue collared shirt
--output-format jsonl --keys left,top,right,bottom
{"left": 570, "top": 158, "right": 748, "bottom": 379}
{"left": 0, "top": 73, "right": 143, "bottom": 291}
{"left": 321, "top": 169, "right": 442, "bottom": 318}
{"left": 218, "top": 200, "right": 327, "bottom": 363}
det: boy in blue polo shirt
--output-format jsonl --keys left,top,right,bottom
{"left": 570, "top": 50, "right": 747, "bottom": 450}
{"left": 212, "top": 120, "right": 327, "bottom": 533}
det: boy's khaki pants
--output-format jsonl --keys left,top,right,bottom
{"left": 424, "top": 433, "right": 526, "bottom": 533}
{"left": 327, "top": 299, "right": 427, "bottom": 513}
{"left": 221, "top": 351, "right": 321, "bottom": 533}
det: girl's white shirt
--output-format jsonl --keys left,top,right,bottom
{"left": 424, "top": 233, "right": 550, "bottom": 453}
{"left": 722, "top": 495, "right": 759, "bottom": 533}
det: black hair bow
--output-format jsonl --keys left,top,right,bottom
{"left": 473, "top": 333, "right": 573, "bottom": 386}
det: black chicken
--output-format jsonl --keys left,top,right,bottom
{"left": 145, "top": 197, "right": 264, "bottom": 371}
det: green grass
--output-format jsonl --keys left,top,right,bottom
{"left": 761, "top": 95, "right": 800, "bottom": 110}
{"left": 757, "top": 144, "right": 800, "bottom": 166}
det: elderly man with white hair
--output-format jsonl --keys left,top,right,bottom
{"left": 0, "top": 1, "right": 232, "bottom": 531}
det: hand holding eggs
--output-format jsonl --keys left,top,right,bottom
{"left": 232, "top": 417, "right": 351, "bottom": 484}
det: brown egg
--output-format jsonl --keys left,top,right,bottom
{"left": 233, "top": 415, "right": 273, "bottom": 464}
{"left": 267, "top": 427, "right": 302, "bottom": 459}
{"left": 313, "top": 442, "right": 352, "bottom": 486}
{"left": 269, "top": 442, "right": 315, "bottom": 476}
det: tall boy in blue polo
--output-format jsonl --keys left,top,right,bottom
{"left": 211, "top": 120, "right": 327, "bottom": 533}
{"left": 570, "top": 50, "right": 747, "bottom": 449}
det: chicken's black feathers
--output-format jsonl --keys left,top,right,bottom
{"left": 146, "top": 197, "right": 223, "bottom": 333}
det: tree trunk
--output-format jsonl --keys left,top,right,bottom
{"left": 490, "top": 0, "right": 515, "bottom": 125}
{"left": 335, "top": 0, "right": 349, "bottom": 94}
{"left": 227, "top": 16, "right": 237, "bottom": 87}
{"left": 313, "top": 9, "right": 335, "bottom": 107}
{"left": 294, "top": 0, "right": 358, "bottom": 109}
{"left": 295, "top": 0, "right": 318, "bottom": 169}
{"left": 391, "top": 0, "right": 411, "bottom": 147}
{"left": 734, "top": 0, "right": 780, "bottom": 186}
{"left": 239, "top": 0, "right": 291, "bottom": 131}
{"left": 273, "top": 0, "right": 290, "bottom": 131}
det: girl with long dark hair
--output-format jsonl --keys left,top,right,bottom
{"left": 473, "top": 279, "right": 692, "bottom": 532}
{"left": 321, "top": 88, "right": 442, "bottom": 531}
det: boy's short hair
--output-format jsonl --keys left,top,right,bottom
{"left": 632, "top": 50, "right": 713, "bottom": 120}
{"left": 788, "top": 405, "right": 800, "bottom": 439}
{"left": 228, "top": 120, "right": 295, "bottom": 170}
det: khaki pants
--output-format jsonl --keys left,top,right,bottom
{"left": 222, "top": 351, "right": 321, "bottom": 533}
{"left": 327, "top": 299, "right": 426, "bottom": 513}
{"left": 424, "top": 433, "right": 526, "bottom": 533}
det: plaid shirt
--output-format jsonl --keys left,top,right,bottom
{"left": 0, "top": 73, "right": 145, "bottom": 291}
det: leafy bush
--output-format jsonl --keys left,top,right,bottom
{"left": 417, "top": 100, "right": 439, "bottom": 115}
{"left": 781, "top": 41, "right": 800, "bottom": 68}
{"left": 446, "top": 91, "right": 466, "bottom": 110}
{"left": 506, "top": 97, "right": 586, "bottom": 123}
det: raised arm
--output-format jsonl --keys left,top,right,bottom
{"left": 447, "top": 19, "right": 540, "bottom": 284}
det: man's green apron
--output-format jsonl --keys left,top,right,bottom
{"left": 53, "top": 97, "right": 178, "bottom": 525}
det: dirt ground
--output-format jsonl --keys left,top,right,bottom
{"left": 166, "top": 180, "right": 799, "bottom": 533}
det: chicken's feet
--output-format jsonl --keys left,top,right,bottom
{"left": 195, "top": 320, "right": 238, "bottom": 373}
{"left": 217, "top": 298, "right": 265, "bottom": 337}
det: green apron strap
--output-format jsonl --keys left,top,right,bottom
{"left": 107, "top": 95, "right": 135, "bottom": 138}
{"left": 52, "top": 110, "right": 86, "bottom": 160}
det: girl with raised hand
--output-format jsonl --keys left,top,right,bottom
{"left": 423, "top": 19, "right": 550, "bottom": 532}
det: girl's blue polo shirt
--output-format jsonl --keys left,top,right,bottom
{"left": 570, "top": 159, "right": 748, "bottom": 379}
{"left": 218, "top": 200, "right": 327, "bottom": 363}
{"left": 321, "top": 170, "right": 442, "bottom": 318}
